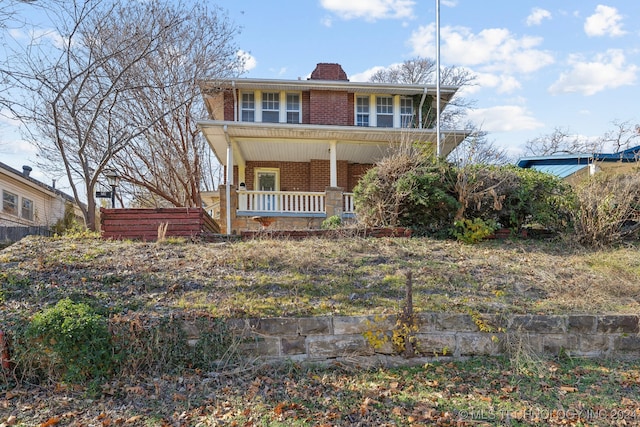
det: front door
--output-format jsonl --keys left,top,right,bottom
{"left": 255, "top": 168, "right": 279, "bottom": 211}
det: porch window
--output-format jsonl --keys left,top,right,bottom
{"left": 376, "top": 96, "right": 393, "bottom": 128}
{"left": 241, "top": 92, "right": 255, "bottom": 122}
{"left": 356, "top": 96, "right": 369, "bottom": 127}
{"left": 2, "top": 190, "right": 18, "bottom": 216}
{"left": 262, "top": 92, "right": 280, "bottom": 123}
{"left": 286, "top": 93, "right": 300, "bottom": 123}
{"left": 400, "top": 97, "right": 414, "bottom": 128}
{"left": 22, "top": 197, "right": 34, "bottom": 221}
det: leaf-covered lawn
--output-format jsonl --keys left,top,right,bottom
{"left": 3, "top": 356, "right": 640, "bottom": 426}
{"left": 2, "top": 235, "right": 640, "bottom": 426}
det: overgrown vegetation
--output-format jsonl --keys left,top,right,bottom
{"left": 354, "top": 141, "right": 639, "bottom": 246}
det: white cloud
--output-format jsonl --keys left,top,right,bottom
{"left": 237, "top": 50, "right": 257, "bottom": 72}
{"left": 409, "top": 24, "right": 554, "bottom": 74}
{"left": 526, "top": 8, "right": 551, "bottom": 26}
{"left": 319, "top": 0, "right": 415, "bottom": 21}
{"left": 584, "top": 5, "right": 626, "bottom": 37}
{"left": 471, "top": 72, "right": 522, "bottom": 94}
{"left": 441, "top": 0, "right": 458, "bottom": 6}
{"left": 549, "top": 49, "right": 637, "bottom": 96}
{"left": 466, "top": 106, "right": 543, "bottom": 133}
{"left": 348, "top": 65, "right": 390, "bottom": 82}
{"left": 407, "top": 24, "right": 553, "bottom": 95}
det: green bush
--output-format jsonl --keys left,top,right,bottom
{"left": 451, "top": 218, "right": 498, "bottom": 243}
{"left": 22, "top": 298, "right": 113, "bottom": 383}
{"left": 353, "top": 145, "right": 459, "bottom": 236}
{"left": 321, "top": 215, "right": 342, "bottom": 230}
{"left": 457, "top": 165, "right": 575, "bottom": 232}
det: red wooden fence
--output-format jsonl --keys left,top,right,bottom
{"left": 100, "top": 207, "right": 220, "bottom": 241}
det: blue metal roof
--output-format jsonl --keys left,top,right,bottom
{"left": 516, "top": 145, "right": 640, "bottom": 170}
{"left": 530, "top": 164, "right": 588, "bottom": 179}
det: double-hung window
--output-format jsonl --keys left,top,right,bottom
{"left": 21, "top": 198, "right": 34, "bottom": 221}
{"left": 262, "top": 92, "right": 280, "bottom": 123}
{"left": 400, "top": 97, "right": 414, "bottom": 128}
{"left": 2, "top": 190, "right": 18, "bottom": 216}
{"left": 356, "top": 96, "right": 370, "bottom": 127}
{"left": 376, "top": 96, "right": 393, "bottom": 128}
{"left": 286, "top": 93, "right": 300, "bottom": 124}
{"left": 241, "top": 92, "right": 255, "bottom": 122}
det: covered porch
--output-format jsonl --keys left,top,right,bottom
{"left": 197, "top": 121, "right": 467, "bottom": 234}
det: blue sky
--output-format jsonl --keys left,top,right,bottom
{"left": 222, "top": 0, "right": 639, "bottom": 158}
{"left": 2, "top": 0, "right": 639, "bottom": 184}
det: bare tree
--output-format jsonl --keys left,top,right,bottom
{"left": 523, "top": 127, "right": 603, "bottom": 156}
{"left": 448, "top": 125, "right": 511, "bottom": 167}
{"left": 106, "top": 2, "right": 240, "bottom": 208}
{"left": 599, "top": 120, "right": 640, "bottom": 153}
{"left": 2, "top": 0, "right": 240, "bottom": 230}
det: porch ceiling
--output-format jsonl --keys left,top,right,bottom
{"left": 197, "top": 120, "right": 468, "bottom": 166}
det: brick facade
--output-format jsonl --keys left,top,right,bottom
{"left": 309, "top": 90, "right": 351, "bottom": 126}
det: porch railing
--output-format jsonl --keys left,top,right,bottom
{"left": 343, "top": 192, "right": 355, "bottom": 214}
{"left": 238, "top": 190, "right": 325, "bottom": 214}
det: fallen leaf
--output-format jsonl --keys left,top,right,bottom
{"left": 125, "top": 415, "right": 143, "bottom": 424}
{"left": 39, "top": 417, "right": 60, "bottom": 427}
{"left": 560, "top": 386, "right": 578, "bottom": 393}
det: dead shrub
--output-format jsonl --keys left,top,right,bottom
{"left": 572, "top": 172, "right": 640, "bottom": 246}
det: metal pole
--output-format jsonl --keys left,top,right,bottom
{"left": 436, "top": 0, "right": 441, "bottom": 158}
{"left": 111, "top": 185, "right": 116, "bottom": 208}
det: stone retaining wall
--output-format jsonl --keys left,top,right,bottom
{"left": 195, "top": 313, "right": 640, "bottom": 363}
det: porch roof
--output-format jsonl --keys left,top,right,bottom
{"left": 197, "top": 120, "right": 469, "bottom": 166}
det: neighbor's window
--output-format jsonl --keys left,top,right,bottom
{"left": 376, "top": 96, "right": 393, "bottom": 128}
{"left": 286, "top": 93, "right": 300, "bottom": 124}
{"left": 356, "top": 96, "right": 370, "bottom": 127}
{"left": 2, "top": 190, "right": 18, "bottom": 216}
{"left": 21, "top": 197, "right": 34, "bottom": 221}
{"left": 241, "top": 92, "right": 255, "bottom": 122}
{"left": 262, "top": 92, "right": 280, "bottom": 123}
{"left": 400, "top": 97, "right": 414, "bottom": 128}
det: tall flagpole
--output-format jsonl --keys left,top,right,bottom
{"left": 435, "top": 0, "right": 441, "bottom": 158}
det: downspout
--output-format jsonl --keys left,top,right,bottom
{"left": 224, "top": 124, "right": 233, "bottom": 235}
{"left": 232, "top": 81, "right": 237, "bottom": 121}
{"left": 418, "top": 87, "right": 428, "bottom": 129}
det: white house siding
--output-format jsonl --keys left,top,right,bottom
{"left": 0, "top": 168, "right": 77, "bottom": 227}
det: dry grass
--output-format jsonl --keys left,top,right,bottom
{"left": 2, "top": 233, "right": 640, "bottom": 321}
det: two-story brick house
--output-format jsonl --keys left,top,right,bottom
{"left": 198, "top": 63, "right": 467, "bottom": 234}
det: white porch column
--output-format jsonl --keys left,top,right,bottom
{"left": 329, "top": 140, "right": 338, "bottom": 188}
{"left": 224, "top": 125, "right": 234, "bottom": 235}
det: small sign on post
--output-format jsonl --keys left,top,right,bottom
{"left": 95, "top": 191, "right": 112, "bottom": 199}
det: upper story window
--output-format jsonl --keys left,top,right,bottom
{"left": 286, "top": 93, "right": 300, "bottom": 124}
{"left": 262, "top": 92, "right": 280, "bottom": 123}
{"left": 400, "top": 97, "right": 414, "bottom": 128}
{"left": 376, "top": 96, "right": 393, "bottom": 128}
{"left": 2, "top": 190, "right": 18, "bottom": 216}
{"left": 241, "top": 92, "right": 255, "bottom": 122}
{"left": 22, "top": 197, "right": 34, "bottom": 221}
{"left": 356, "top": 96, "right": 369, "bottom": 127}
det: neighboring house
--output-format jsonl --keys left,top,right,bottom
{"left": 517, "top": 146, "right": 640, "bottom": 185}
{"left": 198, "top": 63, "right": 468, "bottom": 234}
{"left": 0, "top": 161, "right": 83, "bottom": 230}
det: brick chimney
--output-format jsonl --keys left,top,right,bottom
{"left": 309, "top": 63, "right": 348, "bottom": 81}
